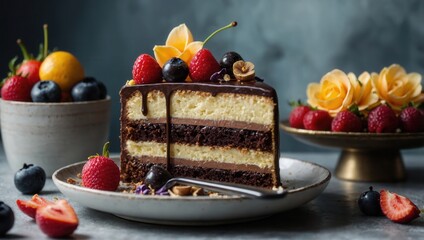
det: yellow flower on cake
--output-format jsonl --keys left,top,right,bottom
{"left": 307, "top": 69, "right": 356, "bottom": 116}
{"left": 371, "top": 64, "right": 423, "bottom": 112}
{"left": 153, "top": 24, "right": 203, "bottom": 67}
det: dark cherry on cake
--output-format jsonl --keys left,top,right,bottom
{"left": 121, "top": 22, "right": 281, "bottom": 189}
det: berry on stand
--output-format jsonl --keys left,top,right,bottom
{"left": 302, "top": 110, "right": 333, "bottom": 131}
{"left": 0, "top": 201, "right": 14, "bottom": 236}
{"left": 367, "top": 105, "right": 399, "bottom": 133}
{"left": 399, "top": 106, "right": 424, "bottom": 133}
{"left": 380, "top": 189, "right": 420, "bottom": 223}
{"left": 81, "top": 142, "right": 120, "bottom": 191}
{"left": 219, "top": 51, "right": 243, "bottom": 77}
{"left": 144, "top": 165, "right": 173, "bottom": 190}
{"left": 71, "top": 77, "right": 103, "bottom": 101}
{"left": 288, "top": 101, "right": 311, "bottom": 129}
{"left": 31, "top": 80, "right": 62, "bottom": 102}
{"left": 358, "top": 186, "right": 382, "bottom": 216}
{"left": 331, "top": 110, "right": 363, "bottom": 132}
{"left": 162, "top": 57, "right": 189, "bottom": 82}
{"left": 132, "top": 54, "right": 163, "bottom": 84}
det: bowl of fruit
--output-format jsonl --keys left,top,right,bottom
{"left": 0, "top": 25, "right": 110, "bottom": 176}
{"left": 281, "top": 65, "right": 424, "bottom": 182}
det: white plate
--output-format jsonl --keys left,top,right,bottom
{"left": 52, "top": 157, "right": 331, "bottom": 226}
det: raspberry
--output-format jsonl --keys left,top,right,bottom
{"left": 303, "top": 110, "right": 332, "bottom": 131}
{"left": 331, "top": 111, "right": 363, "bottom": 132}
{"left": 132, "top": 54, "right": 162, "bottom": 84}
{"left": 189, "top": 49, "right": 221, "bottom": 82}
{"left": 289, "top": 105, "right": 311, "bottom": 129}
{"left": 367, "top": 105, "right": 399, "bottom": 133}
{"left": 399, "top": 107, "right": 424, "bottom": 132}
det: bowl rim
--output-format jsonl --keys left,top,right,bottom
{"left": 0, "top": 95, "right": 111, "bottom": 106}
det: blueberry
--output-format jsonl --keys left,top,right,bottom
{"left": 97, "top": 81, "right": 108, "bottom": 99}
{"left": 358, "top": 186, "right": 383, "bottom": 216}
{"left": 31, "top": 80, "right": 62, "bottom": 102}
{"left": 162, "top": 57, "right": 189, "bottom": 82}
{"left": 14, "top": 163, "right": 46, "bottom": 194}
{"left": 71, "top": 77, "right": 103, "bottom": 101}
{"left": 219, "top": 51, "right": 243, "bottom": 77}
{"left": 144, "top": 165, "right": 173, "bottom": 190}
{"left": 0, "top": 201, "right": 14, "bottom": 236}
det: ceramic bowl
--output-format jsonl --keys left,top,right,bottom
{"left": 0, "top": 97, "right": 111, "bottom": 176}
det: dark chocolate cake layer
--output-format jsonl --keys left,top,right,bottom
{"left": 123, "top": 122, "right": 273, "bottom": 152}
{"left": 121, "top": 156, "right": 275, "bottom": 188}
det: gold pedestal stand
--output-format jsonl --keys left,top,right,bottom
{"left": 335, "top": 149, "right": 405, "bottom": 182}
{"left": 281, "top": 120, "right": 424, "bottom": 182}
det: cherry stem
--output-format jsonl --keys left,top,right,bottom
{"left": 102, "top": 142, "right": 110, "bottom": 158}
{"left": 43, "top": 24, "right": 48, "bottom": 59}
{"left": 17, "top": 39, "right": 31, "bottom": 60}
{"left": 203, "top": 21, "right": 237, "bottom": 47}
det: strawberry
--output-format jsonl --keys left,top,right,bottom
{"left": 367, "top": 105, "right": 399, "bottom": 133}
{"left": 1, "top": 75, "right": 32, "bottom": 101}
{"left": 289, "top": 101, "right": 310, "bottom": 129}
{"left": 16, "top": 39, "right": 42, "bottom": 86}
{"left": 303, "top": 110, "right": 332, "bottom": 131}
{"left": 132, "top": 54, "right": 162, "bottom": 84}
{"left": 380, "top": 189, "right": 420, "bottom": 224}
{"left": 189, "top": 49, "right": 221, "bottom": 82}
{"left": 399, "top": 106, "right": 424, "bottom": 133}
{"left": 16, "top": 194, "right": 53, "bottom": 219}
{"left": 17, "top": 60, "right": 41, "bottom": 86}
{"left": 81, "top": 142, "right": 120, "bottom": 191}
{"left": 36, "top": 199, "right": 78, "bottom": 237}
{"left": 331, "top": 110, "right": 363, "bottom": 132}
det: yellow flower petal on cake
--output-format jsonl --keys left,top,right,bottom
{"left": 153, "top": 45, "right": 181, "bottom": 67}
{"left": 165, "top": 24, "right": 194, "bottom": 53}
{"left": 179, "top": 41, "right": 203, "bottom": 65}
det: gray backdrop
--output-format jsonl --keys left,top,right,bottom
{"left": 1, "top": 0, "right": 423, "bottom": 152}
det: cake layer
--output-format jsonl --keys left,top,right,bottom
{"left": 125, "top": 140, "right": 274, "bottom": 169}
{"left": 124, "top": 89, "right": 275, "bottom": 126}
{"left": 120, "top": 158, "right": 275, "bottom": 188}
{"left": 123, "top": 122, "right": 273, "bottom": 152}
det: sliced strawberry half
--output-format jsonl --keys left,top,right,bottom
{"left": 380, "top": 189, "right": 421, "bottom": 223}
{"left": 16, "top": 194, "right": 53, "bottom": 219}
{"left": 36, "top": 199, "right": 79, "bottom": 237}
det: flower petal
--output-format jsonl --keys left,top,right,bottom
{"left": 179, "top": 41, "right": 203, "bottom": 65}
{"left": 166, "top": 24, "right": 194, "bottom": 52}
{"left": 153, "top": 45, "right": 181, "bottom": 67}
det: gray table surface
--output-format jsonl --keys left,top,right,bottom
{"left": 1, "top": 144, "right": 424, "bottom": 239}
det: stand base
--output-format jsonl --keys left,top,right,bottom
{"left": 334, "top": 149, "right": 406, "bottom": 182}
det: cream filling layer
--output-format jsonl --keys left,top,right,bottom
{"left": 126, "top": 140, "right": 274, "bottom": 169}
{"left": 126, "top": 90, "right": 275, "bottom": 126}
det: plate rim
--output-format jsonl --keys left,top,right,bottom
{"left": 52, "top": 156, "right": 331, "bottom": 201}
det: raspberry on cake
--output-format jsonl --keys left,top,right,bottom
{"left": 120, "top": 22, "right": 281, "bottom": 189}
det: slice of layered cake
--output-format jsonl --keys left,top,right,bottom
{"left": 120, "top": 22, "right": 281, "bottom": 189}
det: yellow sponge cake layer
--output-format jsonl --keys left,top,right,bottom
{"left": 126, "top": 140, "right": 274, "bottom": 169}
{"left": 126, "top": 90, "right": 275, "bottom": 126}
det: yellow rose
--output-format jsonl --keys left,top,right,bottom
{"left": 307, "top": 69, "right": 356, "bottom": 116}
{"left": 153, "top": 24, "right": 203, "bottom": 67}
{"left": 371, "top": 64, "right": 423, "bottom": 112}
{"left": 351, "top": 71, "right": 380, "bottom": 112}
